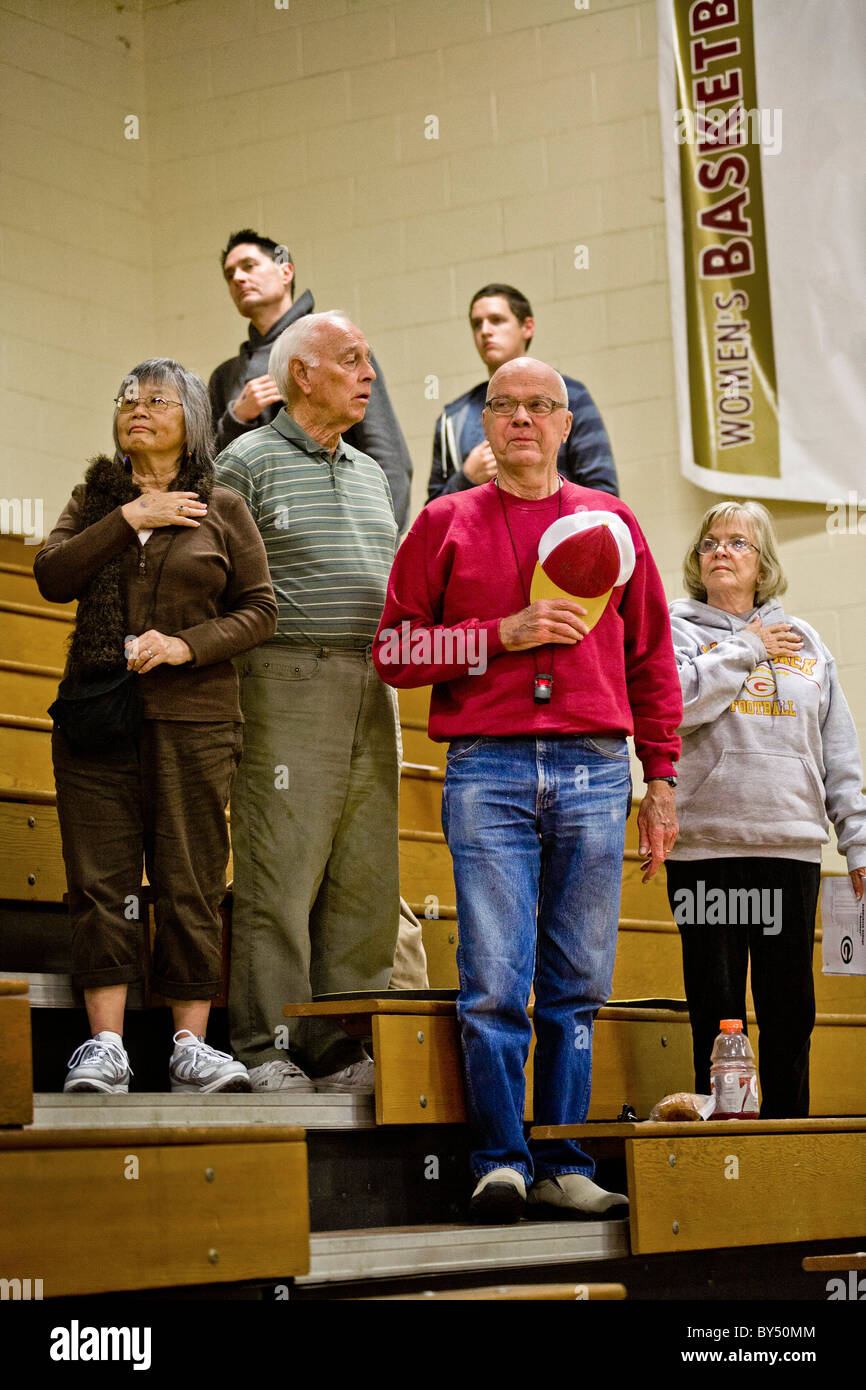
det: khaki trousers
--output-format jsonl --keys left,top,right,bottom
{"left": 391, "top": 899, "right": 429, "bottom": 990}
{"left": 228, "top": 644, "right": 400, "bottom": 1074}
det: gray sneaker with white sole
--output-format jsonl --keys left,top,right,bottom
{"left": 315, "top": 1058, "right": 375, "bottom": 1094}
{"left": 64, "top": 1033, "right": 132, "bottom": 1094}
{"left": 169, "top": 1032, "right": 251, "bottom": 1094}
{"left": 247, "top": 1059, "right": 316, "bottom": 1093}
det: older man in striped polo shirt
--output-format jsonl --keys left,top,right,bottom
{"left": 215, "top": 312, "right": 400, "bottom": 1093}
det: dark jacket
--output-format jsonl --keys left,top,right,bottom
{"left": 427, "top": 376, "right": 618, "bottom": 504}
{"left": 208, "top": 292, "right": 413, "bottom": 531}
{"left": 34, "top": 455, "right": 277, "bottom": 722}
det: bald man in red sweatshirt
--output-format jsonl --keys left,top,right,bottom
{"left": 374, "top": 358, "right": 682, "bottom": 1223}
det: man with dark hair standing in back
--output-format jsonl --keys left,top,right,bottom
{"left": 210, "top": 230, "right": 413, "bottom": 531}
{"left": 427, "top": 283, "right": 617, "bottom": 503}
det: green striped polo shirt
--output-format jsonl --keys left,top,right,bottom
{"left": 214, "top": 409, "right": 397, "bottom": 647}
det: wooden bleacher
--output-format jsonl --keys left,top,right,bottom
{"left": 0, "top": 976, "right": 310, "bottom": 1297}
{"left": 529, "top": 1117, "right": 866, "bottom": 1254}
{"left": 2, "top": 534, "right": 865, "bottom": 1299}
{"left": 0, "top": 978, "right": 32, "bottom": 1126}
{"left": 0, "top": 1121, "right": 310, "bottom": 1297}
{"left": 358, "top": 1281, "right": 628, "bottom": 1300}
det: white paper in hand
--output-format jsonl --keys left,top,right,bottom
{"left": 821, "top": 878, "right": 866, "bottom": 976}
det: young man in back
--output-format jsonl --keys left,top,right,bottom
{"left": 427, "top": 283, "right": 617, "bottom": 503}
{"left": 210, "top": 229, "right": 412, "bottom": 531}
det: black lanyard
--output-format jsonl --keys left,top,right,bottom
{"left": 495, "top": 478, "right": 562, "bottom": 705}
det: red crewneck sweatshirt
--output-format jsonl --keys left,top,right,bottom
{"left": 373, "top": 479, "right": 681, "bottom": 780}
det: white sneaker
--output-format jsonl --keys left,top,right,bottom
{"left": 315, "top": 1058, "right": 375, "bottom": 1094}
{"left": 169, "top": 1032, "right": 251, "bottom": 1094}
{"left": 247, "top": 1059, "right": 316, "bottom": 1093}
{"left": 64, "top": 1033, "right": 132, "bottom": 1094}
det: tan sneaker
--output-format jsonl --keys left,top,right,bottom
{"left": 528, "top": 1174, "right": 629, "bottom": 1219}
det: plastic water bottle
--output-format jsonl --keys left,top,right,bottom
{"left": 710, "top": 1019, "right": 759, "bottom": 1118}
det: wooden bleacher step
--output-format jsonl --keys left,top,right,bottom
{"left": 358, "top": 1280, "right": 628, "bottom": 1300}
{"left": 528, "top": 1118, "right": 866, "bottom": 1256}
{"left": 0, "top": 658, "right": 61, "bottom": 719}
{"left": 801, "top": 1251, "right": 866, "bottom": 1299}
{"left": 0, "top": 978, "right": 33, "bottom": 1126}
{"left": 282, "top": 998, "right": 690, "bottom": 1123}
{"left": 397, "top": 688, "right": 445, "bottom": 769}
{"left": 0, "top": 969, "right": 148, "bottom": 1011}
{"left": 0, "top": 1123, "right": 310, "bottom": 1297}
{"left": 0, "top": 798, "right": 66, "bottom": 901}
{"left": 30, "top": 1090, "right": 375, "bottom": 1132}
{"left": 0, "top": 536, "right": 50, "bottom": 568}
{"left": 401, "top": 726, "right": 446, "bottom": 769}
{"left": 0, "top": 599, "right": 73, "bottom": 668}
{"left": 295, "top": 1217, "right": 629, "bottom": 1289}
{"left": 399, "top": 827, "right": 454, "bottom": 906}
{"left": 0, "top": 713, "right": 55, "bottom": 797}
{"left": 0, "top": 560, "right": 51, "bottom": 607}
{"left": 399, "top": 761, "right": 445, "bottom": 833}
{"left": 802, "top": 1251, "right": 866, "bottom": 1271}
{"left": 285, "top": 996, "right": 866, "bottom": 1122}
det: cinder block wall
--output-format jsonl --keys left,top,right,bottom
{"left": 0, "top": 0, "right": 152, "bottom": 522}
{"left": 1, "top": 0, "right": 863, "bottom": 804}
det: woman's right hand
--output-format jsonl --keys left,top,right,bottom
{"left": 121, "top": 491, "right": 207, "bottom": 531}
{"left": 744, "top": 614, "right": 803, "bottom": 659}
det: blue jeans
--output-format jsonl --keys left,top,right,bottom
{"left": 442, "top": 735, "right": 630, "bottom": 1184}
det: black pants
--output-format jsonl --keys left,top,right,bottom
{"left": 665, "top": 857, "right": 820, "bottom": 1118}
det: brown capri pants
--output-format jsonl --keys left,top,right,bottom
{"left": 53, "top": 720, "right": 243, "bottom": 999}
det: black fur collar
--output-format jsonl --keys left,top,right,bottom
{"left": 67, "top": 452, "right": 213, "bottom": 676}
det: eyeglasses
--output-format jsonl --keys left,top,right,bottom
{"left": 114, "top": 395, "right": 183, "bottom": 414}
{"left": 484, "top": 395, "right": 568, "bottom": 417}
{"left": 695, "top": 536, "right": 759, "bottom": 556}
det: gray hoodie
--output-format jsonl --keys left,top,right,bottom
{"left": 667, "top": 597, "right": 866, "bottom": 868}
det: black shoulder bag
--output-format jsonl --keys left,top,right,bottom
{"left": 48, "top": 533, "right": 178, "bottom": 754}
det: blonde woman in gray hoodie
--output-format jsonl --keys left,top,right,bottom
{"left": 666, "top": 500, "right": 866, "bottom": 1117}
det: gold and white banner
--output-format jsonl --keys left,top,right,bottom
{"left": 657, "top": 0, "right": 866, "bottom": 502}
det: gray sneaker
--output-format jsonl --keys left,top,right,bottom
{"left": 247, "top": 1059, "right": 316, "bottom": 1093}
{"left": 64, "top": 1033, "right": 132, "bottom": 1094}
{"left": 315, "top": 1058, "right": 375, "bottom": 1094}
{"left": 169, "top": 1032, "right": 251, "bottom": 1094}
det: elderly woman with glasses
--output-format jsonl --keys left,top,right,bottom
{"left": 665, "top": 500, "right": 866, "bottom": 1117}
{"left": 35, "top": 359, "right": 277, "bottom": 1095}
